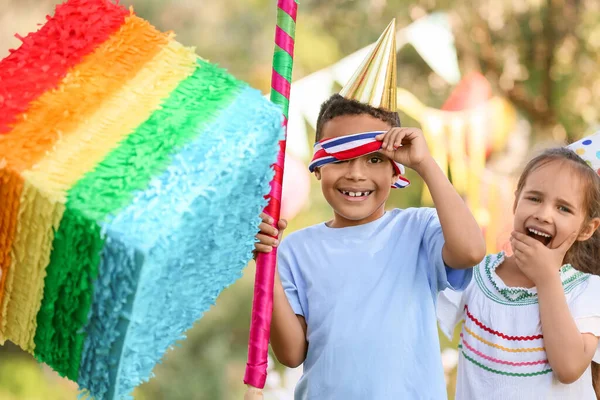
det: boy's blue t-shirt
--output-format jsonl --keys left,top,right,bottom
{"left": 278, "top": 207, "right": 472, "bottom": 400}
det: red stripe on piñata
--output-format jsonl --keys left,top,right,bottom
{"left": 465, "top": 305, "right": 543, "bottom": 341}
{"left": 275, "top": 27, "right": 295, "bottom": 56}
{"left": 0, "top": 0, "right": 128, "bottom": 133}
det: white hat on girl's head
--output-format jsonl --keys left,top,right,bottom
{"left": 567, "top": 131, "right": 600, "bottom": 177}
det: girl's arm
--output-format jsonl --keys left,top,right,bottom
{"left": 511, "top": 231, "right": 599, "bottom": 384}
{"left": 254, "top": 214, "right": 308, "bottom": 368}
{"left": 537, "top": 275, "right": 599, "bottom": 384}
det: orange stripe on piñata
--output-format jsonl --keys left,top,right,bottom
{"left": 0, "top": 16, "right": 171, "bottom": 351}
{"left": 0, "top": 0, "right": 128, "bottom": 133}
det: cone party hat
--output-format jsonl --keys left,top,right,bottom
{"left": 567, "top": 131, "right": 600, "bottom": 176}
{"left": 339, "top": 19, "right": 397, "bottom": 111}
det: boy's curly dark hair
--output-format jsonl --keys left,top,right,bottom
{"left": 314, "top": 94, "right": 401, "bottom": 142}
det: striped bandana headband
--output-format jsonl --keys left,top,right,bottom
{"left": 308, "top": 131, "right": 411, "bottom": 189}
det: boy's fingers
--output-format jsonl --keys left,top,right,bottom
{"left": 259, "top": 212, "right": 274, "bottom": 225}
{"left": 254, "top": 243, "right": 274, "bottom": 253}
{"left": 278, "top": 219, "right": 288, "bottom": 230}
{"left": 256, "top": 233, "right": 279, "bottom": 247}
{"left": 258, "top": 222, "right": 278, "bottom": 237}
{"left": 387, "top": 130, "right": 399, "bottom": 151}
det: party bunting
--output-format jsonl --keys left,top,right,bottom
{"left": 0, "top": 0, "right": 283, "bottom": 398}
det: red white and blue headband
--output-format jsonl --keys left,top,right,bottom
{"left": 308, "top": 131, "right": 411, "bottom": 189}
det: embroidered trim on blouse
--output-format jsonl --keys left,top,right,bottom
{"left": 459, "top": 345, "right": 553, "bottom": 377}
{"left": 474, "top": 253, "right": 589, "bottom": 306}
{"left": 465, "top": 305, "right": 543, "bottom": 341}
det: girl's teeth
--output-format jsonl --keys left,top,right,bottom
{"left": 528, "top": 228, "right": 551, "bottom": 238}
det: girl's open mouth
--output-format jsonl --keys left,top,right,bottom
{"left": 527, "top": 228, "right": 553, "bottom": 246}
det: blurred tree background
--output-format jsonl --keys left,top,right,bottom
{"left": 1, "top": 0, "right": 599, "bottom": 398}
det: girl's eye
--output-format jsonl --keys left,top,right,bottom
{"left": 526, "top": 196, "right": 540, "bottom": 203}
{"left": 558, "top": 205, "right": 572, "bottom": 213}
{"left": 368, "top": 156, "right": 383, "bottom": 164}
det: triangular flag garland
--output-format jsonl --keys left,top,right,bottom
{"left": 0, "top": 0, "right": 283, "bottom": 398}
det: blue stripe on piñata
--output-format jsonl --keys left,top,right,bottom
{"left": 78, "top": 86, "right": 283, "bottom": 399}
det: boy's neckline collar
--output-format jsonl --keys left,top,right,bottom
{"left": 319, "top": 210, "right": 395, "bottom": 239}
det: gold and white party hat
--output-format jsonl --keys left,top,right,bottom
{"left": 339, "top": 19, "right": 397, "bottom": 111}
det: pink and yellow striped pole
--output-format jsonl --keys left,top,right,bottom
{"left": 244, "top": 0, "right": 298, "bottom": 397}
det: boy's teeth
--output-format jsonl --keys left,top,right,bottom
{"left": 342, "top": 190, "right": 370, "bottom": 197}
{"left": 528, "top": 228, "right": 551, "bottom": 238}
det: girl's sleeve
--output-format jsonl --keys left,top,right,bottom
{"left": 570, "top": 276, "right": 600, "bottom": 363}
{"left": 437, "top": 287, "right": 466, "bottom": 340}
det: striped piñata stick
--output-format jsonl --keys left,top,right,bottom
{"left": 244, "top": 0, "right": 299, "bottom": 397}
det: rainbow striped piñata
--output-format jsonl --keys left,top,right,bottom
{"left": 0, "top": 0, "right": 283, "bottom": 398}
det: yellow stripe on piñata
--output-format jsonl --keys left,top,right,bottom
{"left": 2, "top": 39, "right": 197, "bottom": 352}
{"left": 0, "top": 14, "right": 169, "bottom": 341}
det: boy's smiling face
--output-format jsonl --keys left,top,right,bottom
{"left": 315, "top": 114, "right": 399, "bottom": 228}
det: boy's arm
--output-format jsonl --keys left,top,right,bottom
{"left": 415, "top": 157, "right": 486, "bottom": 269}
{"left": 254, "top": 213, "right": 308, "bottom": 368}
{"left": 377, "top": 128, "right": 485, "bottom": 269}
{"left": 270, "top": 270, "right": 308, "bottom": 368}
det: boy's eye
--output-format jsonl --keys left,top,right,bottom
{"left": 526, "top": 196, "right": 540, "bottom": 203}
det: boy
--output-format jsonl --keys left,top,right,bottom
{"left": 255, "top": 20, "right": 486, "bottom": 399}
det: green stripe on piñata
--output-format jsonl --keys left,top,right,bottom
{"left": 34, "top": 58, "right": 244, "bottom": 380}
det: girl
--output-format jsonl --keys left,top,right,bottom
{"left": 438, "top": 145, "right": 600, "bottom": 399}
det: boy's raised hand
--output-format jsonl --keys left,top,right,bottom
{"left": 254, "top": 212, "right": 287, "bottom": 256}
{"left": 375, "top": 127, "right": 431, "bottom": 171}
